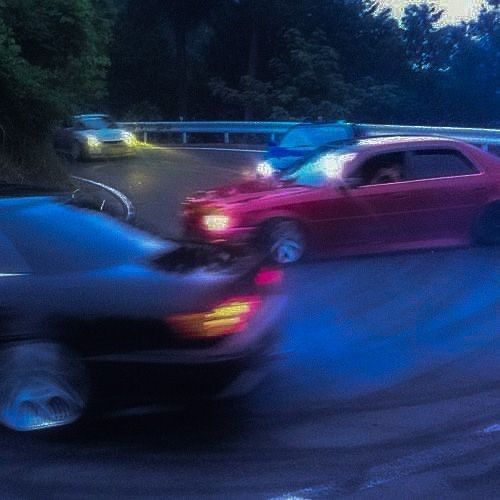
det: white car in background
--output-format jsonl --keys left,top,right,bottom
{"left": 54, "top": 113, "right": 137, "bottom": 161}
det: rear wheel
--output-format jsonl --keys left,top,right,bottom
{"left": 0, "top": 342, "right": 87, "bottom": 432}
{"left": 474, "top": 203, "right": 500, "bottom": 245}
{"left": 263, "top": 219, "right": 306, "bottom": 264}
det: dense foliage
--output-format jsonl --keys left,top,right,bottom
{"left": 0, "top": 0, "right": 498, "bottom": 180}
{"left": 109, "top": 0, "right": 499, "bottom": 127}
{"left": 0, "top": 0, "right": 112, "bottom": 182}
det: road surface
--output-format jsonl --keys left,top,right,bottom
{"left": 1, "top": 146, "right": 499, "bottom": 498}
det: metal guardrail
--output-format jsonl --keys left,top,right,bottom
{"left": 118, "top": 121, "right": 299, "bottom": 144}
{"left": 118, "top": 120, "right": 500, "bottom": 151}
{"left": 356, "top": 124, "right": 500, "bottom": 148}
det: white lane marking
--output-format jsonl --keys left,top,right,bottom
{"left": 71, "top": 175, "right": 136, "bottom": 222}
{"left": 0, "top": 273, "right": 27, "bottom": 277}
{"left": 269, "top": 423, "right": 500, "bottom": 498}
{"left": 148, "top": 145, "right": 265, "bottom": 153}
{"left": 269, "top": 484, "right": 340, "bottom": 499}
{"left": 359, "top": 427, "right": 500, "bottom": 492}
{"left": 479, "top": 423, "right": 500, "bottom": 434}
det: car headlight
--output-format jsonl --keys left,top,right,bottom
{"left": 202, "top": 213, "right": 231, "bottom": 231}
{"left": 122, "top": 132, "right": 135, "bottom": 146}
{"left": 256, "top": 161, "right": 274, "bottom": 178}
{"left": 86, "top": 135, "right": 101, "bottom": 148}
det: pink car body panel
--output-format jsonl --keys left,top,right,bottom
{"left": 183, "top": 137, "right": 500, "bottom": 257}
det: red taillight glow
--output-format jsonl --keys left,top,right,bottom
{"left": 168, "top": 295, "right": 261, "bottom": 338}
{"left": 254, "top": 268, "right": 283, "bottom": 286}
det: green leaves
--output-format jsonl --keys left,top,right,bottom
{"left": 0, "top": 0, "right": 111, "bottom": 181}
{"left": 0, "top": 0, "right": 110, "bottom": 131}
{"left": 209, "top": 27, "right": 405, "bottom": 122}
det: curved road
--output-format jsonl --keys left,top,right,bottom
{"left": 2, "top": 147, "right": 499, "bottom": 498}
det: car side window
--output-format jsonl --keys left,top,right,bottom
{"left": 406, "top": 149, "right": 478, "bottom": 180}
{"left": 0, "top": 230, "right": 30, "bottom": 275}
{"left": 355, "top": 152, "right": 405, "bottom": 186}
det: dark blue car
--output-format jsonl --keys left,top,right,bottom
{"left": 0, "top": 186, "right": 284, "bottom": 432}
{"left": 256, "top": 121, "right": 355, "bottom": 177}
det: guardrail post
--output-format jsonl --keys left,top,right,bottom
{"left": 143, "top": 131, "right": 148, "bottom": 143}
{"left": 271, "top": 133, "right": 276, "bottom": 142}
{"left": 224, "top": 132, "right": 230, "bottom": 144}
{"left": 182, "top": 132, "right": 188, "bottom": 144}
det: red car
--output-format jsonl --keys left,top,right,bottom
{"left": 182, "top": 136, "right": 500, "bottom": 264}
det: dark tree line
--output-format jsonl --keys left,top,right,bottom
{"left": 0, "top": 0, "right": 498, "bottom": 181}
{"left": 109, "top": 0, "right": 499, "bottom": 127}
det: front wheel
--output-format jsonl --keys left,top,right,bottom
{"left": 264, "top": 220, "right": 306, "bottom": 264}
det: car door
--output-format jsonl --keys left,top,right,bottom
{"left": 283, "top": 150, "right": 384, "bottom": 251}
{"left": 331, "top": 150, "right": 417, "bottom": 248}
{"left": 399, "top": 148, "right": 488, "bottom": 242}
{"left": 290, "top": 149, "right": 415, "bottom": 251}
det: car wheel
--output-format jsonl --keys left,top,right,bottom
{"left": 265, "top": 219, "right": 306, "bottom": 264}
{"left": 70, "top": 141, "right": 85, "bottom": 161}
{"left": 474, "top": 203, "right": 500, "bottom": 245}
{"left": 0, "top": 342, "right": 87, "bottom": 432}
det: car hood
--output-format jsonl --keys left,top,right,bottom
{"left": 0, "top": 196, "right": 172, "bottom": 274}
{"left": 77, "top": 128, "right": 128, "bottom": 142}
{"left": 186, "top": 179, "right": 310, "bottom": 207}
{"left": 265, "top": 146, "right": 314, "bottom": 171}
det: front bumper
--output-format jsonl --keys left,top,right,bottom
{"left": 183, "top": 222, "right": 256, "bottom": 247}
{"left": 86, "top": 142, "right": 136, "bottom": 159}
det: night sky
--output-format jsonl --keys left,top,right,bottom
{"left": 377, "top": 0, "right": 483, "bottom": 24}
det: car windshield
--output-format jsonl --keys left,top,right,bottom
{"left": 79, "top": 116, "right": 116, "bottom": 130}
{"left": 279, "top": 124, "right": 351, "bottom": 148}
{"left": 285, "top": 149, "right": 358, "bottom": 187}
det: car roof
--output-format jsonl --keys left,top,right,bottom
{"left": 353, "top": 135, "right": 464, "bottom": 149}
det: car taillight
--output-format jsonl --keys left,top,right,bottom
{"left": 168, "top": 295, "right": 262, "bottom": 339}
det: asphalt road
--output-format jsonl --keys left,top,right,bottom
{"left": 2, "top": 146, "right": 499, "bottom": 499}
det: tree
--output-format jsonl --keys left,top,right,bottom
{"left": 164, "top": 0, "right": 219, "bottom": 117}
{"left": 402, "top": 3, "right": 444, "bottom": 72}
{"left": 210, "top": 28, "right": 406, "bottom": 121}
{"left": 0, "top": 0, "right": 111, "bottom": 181}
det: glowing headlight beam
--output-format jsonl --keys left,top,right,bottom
{"left": 86, "top": 135, "right": 101, "bottom": 148}
{"left": 256, "top": 161, "right": 274, "bottom": 178}
{"left": 202, "top": 214, "right": 231, "bottom": 231}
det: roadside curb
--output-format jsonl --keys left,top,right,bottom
{"left": 71, "top": 175, "right": 136, "bottom": 222}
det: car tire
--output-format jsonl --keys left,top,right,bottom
{"left": 263, "top": 219, "right": 306, "bottom": 265}
{"left": 0, "top": 341, "right": 88, "bottom": 432}
{"left": 473, "top": 203, "right": 500, "bottom": 245}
